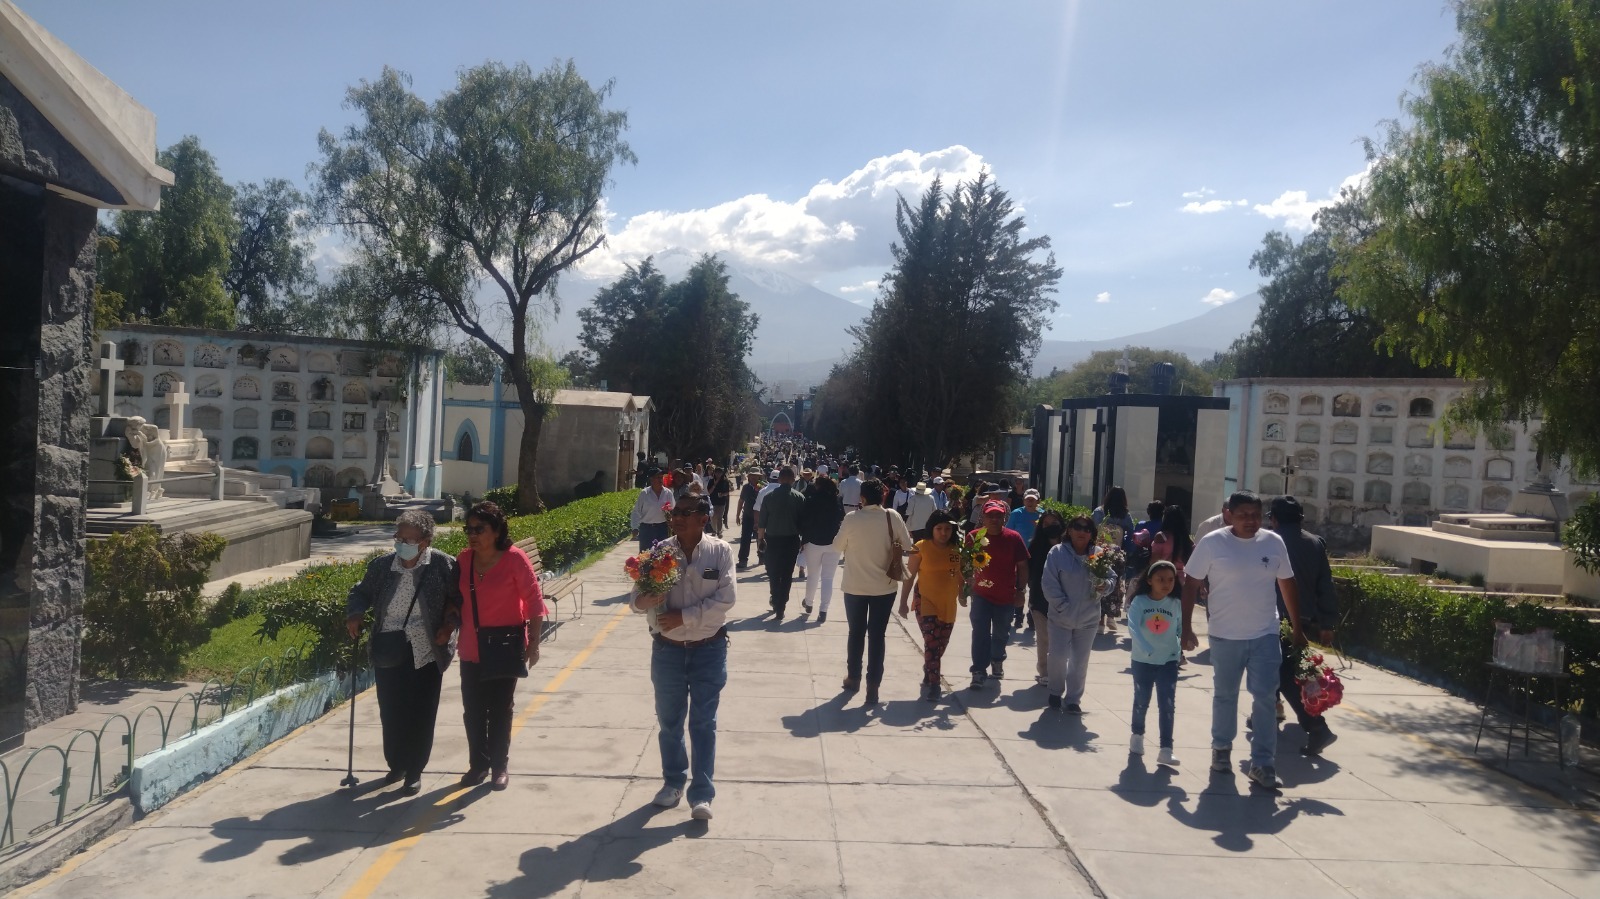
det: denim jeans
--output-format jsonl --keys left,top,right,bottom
{"left": 650, "top": 634, "right": 728, "bottom": 805}
{"left": 844, "top": 593, "right": 895, "bottom": 685}
{"left": 969, "top": 599, "right": 1013, "bottom": 674}
{"left": 1131, "top": 660, "right": 1178, "bottom": 747}
{"left": 638, "top": 521, "right": 669, "bottom": 553}
{"left": 1209, "top": 633, "right": 1282, "bottom": 769}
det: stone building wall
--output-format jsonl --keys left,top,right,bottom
{"left": 26, "top": 193, "right": 95, "bottom": 728}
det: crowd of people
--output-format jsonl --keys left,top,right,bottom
{"left": 621, "top": 435, "right": 1343, "bottom": 813}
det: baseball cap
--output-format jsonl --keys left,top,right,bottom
{"left": 982, "top": 500, "right": 1009, "bottom": 515}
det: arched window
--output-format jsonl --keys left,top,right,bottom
{"left": 1297, "top": 395, "right": 1323, "bottom": 416}
{"left": 1406, "top": 424, "right": 1434, "bottom": 448}
{"left": 1263, "top": 393, "right": 1289, "bottom": 415}
{"left": 305, "top": 464, "right": 334, "bottom": 489}
{"left": 1328, "top": 477, "right": 1354, "bottom": 500}
{"left": 234, "top": 408, "right": 259, "bottom": 429}
{"left": 1295, "top": 422, "right": 1321, "bottom": 444}
{"left": 1366, "top": 452, "right": 1394, "bottom": 475}
{"left": 1409, "top": 397, "right": 1435, "bottom": 418}
{"left": 1329, "top": 450, "right": 1357, "bottom": 473}
{"left": 458, "top": 431, "right": 475, "bottom": 462}
{"left": 1402, "top": 482, "right": 1431, "bottom": 506}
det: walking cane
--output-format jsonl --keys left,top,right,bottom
{"left": 341, "top": 632, "right": 360, "bottom": 788}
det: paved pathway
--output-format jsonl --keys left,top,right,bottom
{"left": 20, "top": 543, "right": 1600, "bottom": 897}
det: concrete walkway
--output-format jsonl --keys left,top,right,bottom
{"left": 20, "top": 542, "right": 1600, "bottom": 898}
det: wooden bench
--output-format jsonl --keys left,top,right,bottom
{"left": 514, "top": 538, "right": 585, "bottom": 640}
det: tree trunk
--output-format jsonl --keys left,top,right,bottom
{"left": 515, "top": 401, "right": 547, "bottom": 515}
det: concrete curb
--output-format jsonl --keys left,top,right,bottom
{"left": 0, "top": 794, "right": 135, "bottom": 894}
{"left": 129, "top": 672, "right": 341, "bottom": 814}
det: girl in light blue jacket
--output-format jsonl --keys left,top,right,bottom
{"left": 1127, "top": 560, "right": 1182, "bottom": 767}
{"left": 1040, "top": 515, "right": 1117, "bottom": 714}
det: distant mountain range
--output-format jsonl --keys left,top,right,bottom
{"left": 540, "top": 250, "right": 1262, "bottom": 392}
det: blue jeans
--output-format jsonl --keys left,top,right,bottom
{"left": 650, "top": 634, "right": 728, "bottom": 804}
{"left": 969, "top": 599, "right": 1013, "bottom": 674}
{"left": 1209, "top": 633, "right": 1281, "bottom": 769}
{"left": 1131, "top": 660, "right": 1178, "bottom": 747}
{"left": 638, "top": 521, "right": 669, "bottom": 553}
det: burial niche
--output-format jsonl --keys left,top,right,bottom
{"left": 115, "top": 370, "right": 143, "bottom": 396}
{"left": 305, "top": 465, "right": 334, "bottom": 489}
{"left": 342, "top": 380, "right": 369, "bottom": 405}
{"left": 1485, "top": 458, "right": 1513, "bottom": 481}
{"left": 1261, "top": 447, "right": 1284, "bottom": 467}
{"left": 1331, "top": 422, "right": 1358, "bottom": 444}
{"left": 342, "top": 435, "right": 367, "bottom": 458}
{"left": 308, "top": 410, "right": 331, "bottom": 430}
{"left": 270, "top": 435, "right": 296, "bottom": 458}
{"left": 193, "top": 344, "right": 226, "bottom": 369}
{"left": 1406, "top": 424, "right": 1434, "bottom": 448}
{"left": 1295, "top": 422, "right": 1321, "bottom": 444}
{"left": 1409, "top": 397, "right": 1435, "bottom": 418}
{"left": 306, "top": 436, "right": 335, "bottom": 459}
{"left": 234, "top": 408, "right": 259, "bottom": 429}
{"left": 271, "top": 409, "right": 297, "bottom": 431}
{"left": 232, "top": 437, "right": 258, "bottom": 461}
{"left": 1292, "top": 476, "right": 1317, "bottom": 499}
{"left": 194, "top": 374, "right": 222, "bottom": 398}
{"left": 1295, "top": 449, "right": 1319, "bottom": 471}
{"left": 233, "top": 376, "right": 261, "bottom": 401}
{"left": 1329, "top": 450, "right": 1357, "bottom": 473}
{"left": 1332, "top": 394, "right": 1361, "bottom": 417}
{"left": 192, "top": 406, "right": 222, "bottom": 432}
{"left": 1364, "top": 480, "right": 1393, "bottom": 504}
{"left": 1442, "top": 484, "right": 1470, "bottom": 509}
{"left": 1298, "top": 395, "right": 1324, "bottom": 416}
{"left": 1443, "top": 456, "right": 1472, "bottom": 479}
{"left": 272, "top": 378, "right": 298, "bottom": 402}
{"left": 1404, "top": 454, "right": 1433, "bottom": 477}
{"left": 1371, "top": 397, "right": 1398, "bottom": 417}
{"left": 1366, "top": 452, "right": 1394, "bottom": 475}
{"left": 1259, "top": 473, "right": 1285, "bottom": 495}
{"left": 1327, "top": 478, "right": 1354, "bottom": 501}
{"left": 1482, "top": 486, "right": 1512, "bottom": 512}
{"left": 310, "top": 377, "right": 335, "bottom": 402}
{"left": 1264, "top": 393, "right": 1290, "bottom": 415}
{"left": 1402, "top": 482, "right": 1432, "bottom": 506}
{"left": 1263, "top": 421, "right": 1285, "bottom": 442}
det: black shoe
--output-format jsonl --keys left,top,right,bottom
{"left": 817, "top": 612, "right": 827, "bottom": 624}
{"left": 992, "top": 661, "right": 1005, "bottom": 679}
{"left": 1047, "top": 694, "right": 1062, "bottom": 709}
{"left": 401, "top": 779, "right": 422, "bottom": 796}
{"left": 969, "top": 673, "right": 985, "bottom": 690}
{"left": 842, "top": 675, "right": 861, "bottom": 692}
{"left": 1302, "top": 726, "right": 1337, "bottom": 756}
{"left": 1064, "top": 703, "right": 1083, "bottom": 715}
{"left": 459, "top": 767, "right": 489, "bottom": 787}
{"left": 773, "top": 612, "right": 785, "bottom": 624}
{"left": 864, "top": 687, "right": 879, "bottom": 706}
{"left": 384, "top": 770, "right": 405, "bottom": 785}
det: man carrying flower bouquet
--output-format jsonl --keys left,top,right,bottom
{"left": 967, "top": 500, "right": 1030, "bottom": 689}
{"left": 1268, "top": 496, "right": 1339, "bottom": 756}
{"left": 629, "top": 494, "right": 736, "bottom": 822}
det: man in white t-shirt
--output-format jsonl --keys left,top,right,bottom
{"left": 1181, "top": 491, "right": 1304, "bottom": 791}
{"left": 838, "top": 467, "right": 863, "bottom": 510}
{"left": 1194, "top": 508, "right": 1228, "bottom": 540}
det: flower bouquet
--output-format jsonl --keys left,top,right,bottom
{"left": 958, "top": 527, "right": 991, "bottom": 580}
{"left": 1281, "top": 620, "right": 1344, "bottom": 715}
{"left": 627, "top": 543, "right": 683, "bottom": 631}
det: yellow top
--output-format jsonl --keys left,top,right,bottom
{"left": 913, "top": 538, "right": 964, "bottom": 623}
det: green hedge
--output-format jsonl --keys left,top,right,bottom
{"left": 435, "top": 490, "right": 636, "bottom": 569}
{"left": 1040, "top": 499, "right": 1093, "bottom": 522}
{"left": 1334, "top": 568, "right": 1598, "bottom": 723}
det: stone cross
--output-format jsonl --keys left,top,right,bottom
{"left": 164, "top": 380, "right": 190, "bottom": 440}
{"left": 97, "top": 341, "right": 123, "bottom": 417}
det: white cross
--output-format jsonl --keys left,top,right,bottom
{"left": 97, "top": 341, "right": 123, "bottom": 417}
{"left": 164, "top": 380, "right": 191, "bottom": 440}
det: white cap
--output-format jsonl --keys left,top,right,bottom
{"left": 932, "top": 477, "right": 945, "bottom": 485}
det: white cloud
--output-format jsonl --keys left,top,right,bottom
{"left": 1094, "top": 291, "right": 1111, "bottom": 304}
{"left": 580, "top": 146, "right": 989, "bottom": 280}
{"left": 1180, "top": 198, "right": 1247, "bottom": 215}
{"left": 1200, "top": 287, "right": 1238, "bottom": 306}
{"left": 839, "top": 280, "right": 879, "bottom": 295}
{"left": 1253, "top": 163, "right": 1374, "bottom": 230}
{"left": 1111, "top": 200, "right": 1134, "bottom": 208}
{"left": 1181, "top": 187, "right": 1216, "bottom": 199}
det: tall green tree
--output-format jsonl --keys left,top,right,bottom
{"left": 99, "top": 135, "right": 237, "bottom": 328}
{"left": 1230, "top": 197, "right": 1446, "bottom": 379}
{"left": 577, "top": 256, "right": 760, "bottom": 461}
{"left": 313, "top": 61, "right": 634, "bottom": 512}
{"left": 227, "top": 178, "right": 318, "bottom": 331}
{"left": 848, "top": 173, "right": 1061, "bottom": 468}
{"left": 1339, "top": 0, "right": 1600, "bottom": 474}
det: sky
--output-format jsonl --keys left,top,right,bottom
{"left": 23, "top": 0, "right": 1461, "bottom": 340}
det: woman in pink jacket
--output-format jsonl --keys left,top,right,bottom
{"left": 456, "top": 501, "right": 547, "bottom": 790}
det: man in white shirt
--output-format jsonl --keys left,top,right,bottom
{"left": 838, "top": 466, "right": 863, "bottom": 510}
{"left": 904, "top": 482, "right": 937, "bottom": 540}
{"left": 630, "top": 495, "right": 734, "bottom": 822}
{"left": 1181, "top": 491, "right": 1305, "bottom": 791}
{"left": 630, "top": 470, "right": 675, "bottom": 552}
{"left": 931, "top": 477, "right": 949, "bottom": 511}
{"left": 1194, "top": 508, "right": 1228, "bottom": 540}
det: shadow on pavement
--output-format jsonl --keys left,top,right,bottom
{"left": 1015, "top": 708, "right": 1102, "bottom": 751}
{"left": 1165, "top": 773, "right": 1343, "bottom": 853}
{"left": 486, "top": 803, "right": 703, "bottom": 899}
{"left": 201, "top": 778, "right": 489, "bottom": 866}
{"left": 1114, "top": 755, "right": 1187, "bottom": 805}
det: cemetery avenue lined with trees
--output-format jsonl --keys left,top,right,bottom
{"left": 7, "top": 0, "right": 1600, "bottom": 893}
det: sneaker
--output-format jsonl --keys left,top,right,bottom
{"left": 1130, "top": 733, "right": 1145, "bottom": 755}
{"left": 1302, "top": 726, "right": 1337, "bottom": 756}
{"left": 1157, "top": 747, "right": 1181, "bottom": 767}
{"left": 817, "top": 612, "right": 827, "bottom": 625}
{"left": 1047, "top": 694, "right": 1062, "bottom": 709}
{"left": 1247, "top": 766, "right": 1279, "bottom": 790}
{"left": 1063, "top": 703, "right": 1083, "bottom": 715}
{"left": 1210, "top": 747, "right": 1231, "bottom": 773}
{"left": 652, "top": 785, "right": 683, "bottom": 808}
{"left": 991, "top": 661, "right": 1005, "bottom": 679}
{"left": 690, "top": 801, "right": 714, "bottom": 821}
{"left": 969, "top": 673, "right": 985, "bottom": 690}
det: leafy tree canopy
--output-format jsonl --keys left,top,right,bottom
{"left": 576, "top": 255, "right": 759, "bottom": 461}
{"left": 99, "top": 135, "right": 237, "bottom": 329}
{"left": 842, "top": 173, "right": 1061, "bottom": 469}
{"left": 1027, "top": 347, "right": 1213, "bottom": 412}
{"left": 445, "top": 340, "right": 500, "bottom": 386}
{"left": 1338, "top": 0, "right": 1600, "bottom": 474}
{"left": 227, "top": 178, "right": 318, "bottom": 331}
{"left": 313, "top": 60, "right": 634, "bottom": 512}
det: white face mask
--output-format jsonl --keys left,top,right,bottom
{"left": 394, "top": 540, "right": 421, "bottom": 562}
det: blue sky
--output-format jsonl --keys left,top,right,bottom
{"left": 25, "top": 0, "right": 1459, "bottom": 340}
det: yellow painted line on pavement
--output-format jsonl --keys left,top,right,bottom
{"left": 341, "top": 602, "right": 633, "bottom": 899}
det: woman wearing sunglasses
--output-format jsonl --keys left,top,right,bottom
{"left": 456, "top": 501, "right": 547, "bottom": 790}
{"left": 1040, "top": 514, "right": 1118, "bottom": 714}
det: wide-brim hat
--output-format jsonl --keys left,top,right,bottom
{"left": 914, "top": 482, "right": 931, "bottom": 494}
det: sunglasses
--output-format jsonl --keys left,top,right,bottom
{"left": 464, "top": 525, "right": 489, "bottom": 536}
{"left": 1067, "top": 524, "right": 1094, "bottom": 533}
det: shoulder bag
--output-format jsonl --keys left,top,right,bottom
{"left": 370, "top": 572, "right": 419, "bottom": 669}
{"left": 469, "top": 552, "right": 529, "bottom": 680}
{"left": 885, "top": 511, "right": 908, "bottom": 582}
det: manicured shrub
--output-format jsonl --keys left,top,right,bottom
{"left": 1334, "top": 568, "right": 1599, "bottom": 723}
{"left": 84, "top": 526, "right": 227, "bottom": 678}
{"left": 480, "top": 485, "right": 519, "bottom": 513}
{"left": 1565, "top": 494, "right": 1600, "bottom": 575}
{"left": 435, "top": 490, "right": 635, "bottom": 570}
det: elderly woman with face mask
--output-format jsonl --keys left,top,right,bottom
{"left": 345, "top": 510, "right": 462, "bottom": 796}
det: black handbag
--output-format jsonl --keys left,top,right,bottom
{"left": 470, "top": 554, "right": 528, "bottom": 680}
{"left": 370, "top": 574, "right": 419, "bottom": 669}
